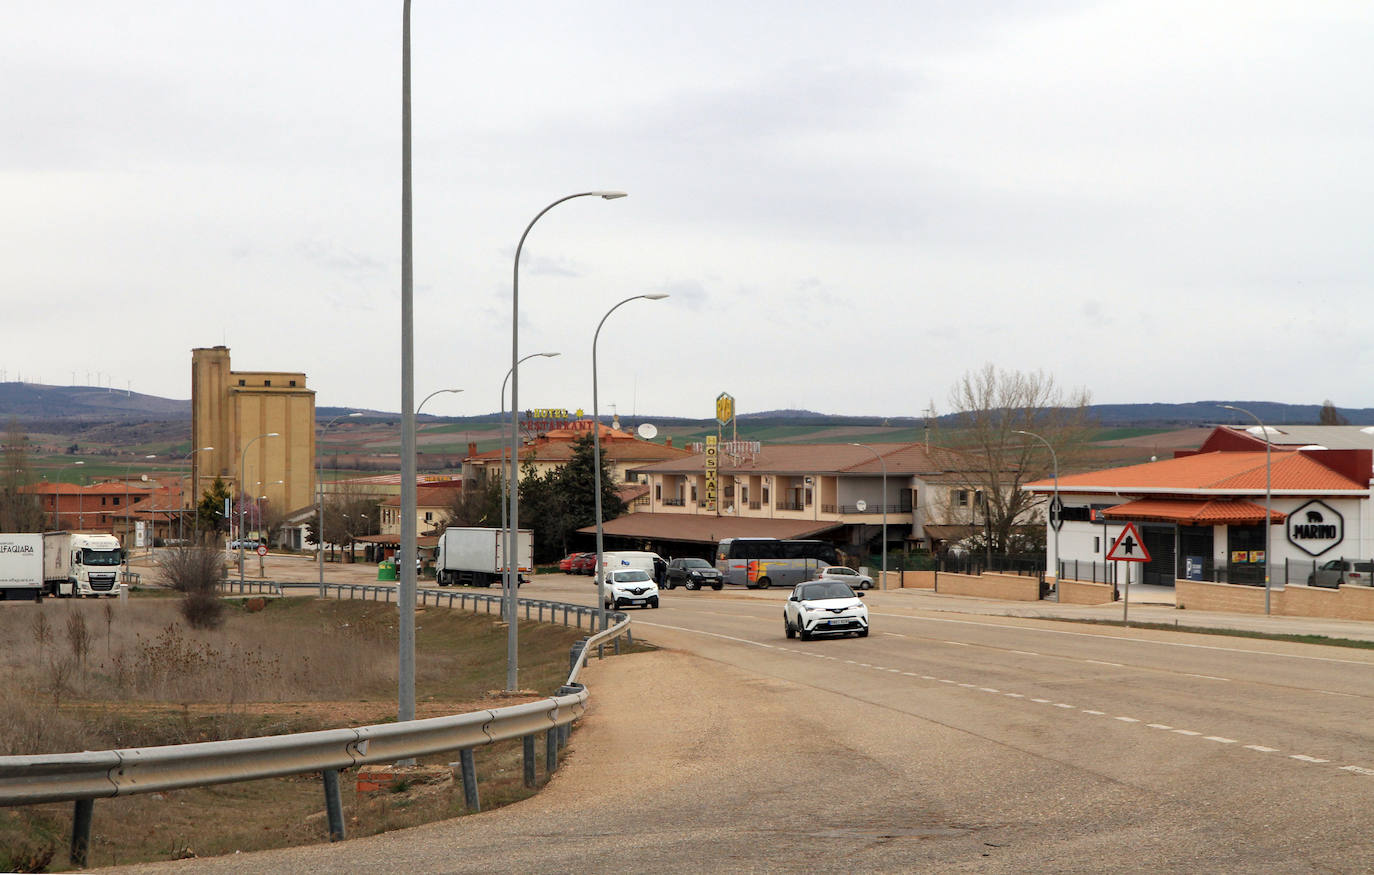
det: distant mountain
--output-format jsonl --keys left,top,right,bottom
{"left": 6, "top": 383, "right": 1374, "bottom": 428}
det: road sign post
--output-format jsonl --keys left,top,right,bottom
{"left": 1106, "top": 522, "right": 1151, "bottom": 626}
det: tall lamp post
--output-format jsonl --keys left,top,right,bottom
{"left": 122, "top": 455, "right": 155, "bottom": 554}
{"left": 849, "top": 443, "right": 888, "bottom": 591}
{"left": 58, "top": 460, "right": 84, "bottom": 531}
{"left": 1013, "top": 430, "right": 1060, "bottom": 589}
{"left": 238, "top": 433, "right": 279, "bottom": 585}
{"left": 173, "top": 447, "right": 214, "bottom": 544}
{"left": 593, "top": 294, "right": 669, "bottom": 629}
{"left": 510, "top": 191, "right": 627, "bottom": 685}
{"left": 317, "top": 413, "right": 362, "bottom": 596}
{"left": 1222, "top": 404, "right": 1273, "bottom": 615}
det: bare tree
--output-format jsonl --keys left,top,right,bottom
{"left": 440, "top": 478, "right": 502, "bottom": 529}
{"left": 0, "top": 419, "right": 47, "bottom": 532}
{"left": 930, "top": 365, "right": 1094, "bottom": 555}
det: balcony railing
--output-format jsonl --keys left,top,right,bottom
{"left": 662, "top": 498, "right": 686, "bottom": 507}
{"left": 775, "top": 501, "right": 804, "bottom": 511}
{"left": 838, "top": 503, "right": 911, "bottom": 514}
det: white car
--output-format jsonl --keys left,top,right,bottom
{"left": 817, "top": 565, "right": 874, "bottom": 590}
{"left": 603, "top": 568, "right": 660, "bottom": 610}
{"left": 784, "top": 580, "right": 869, "bottom": 640}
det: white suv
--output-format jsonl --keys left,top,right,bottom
{"left": 603, "top": 568, "right": 660, "bottom": 610}
{"left": 784, "top": 580, "right": 868, "bottom": 639}
{"left": 818, "top": 565, "right": 874, "bottom": 590}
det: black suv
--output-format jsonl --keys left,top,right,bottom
{"left": 665, "top": 557, "right": 724, "bottom": 590}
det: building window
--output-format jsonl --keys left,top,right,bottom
{"left": 655, "top": 484, "right": 661, "bottom": 500}
{"left": 264, "top": 380, "right": 271, "bottom": 387}
{"left": 691, "top": 485, "right": 698, "bottom": 502}
{"left": 289, "top": 380, "right": 297, "bottom": 387}
{"left": 954, "top": 489, "right": 969, "bottom": 507}
{"left": 238, "top": 379, "right": 245, "bottom": 386}
{"left": 424, "top": 511, "right": 433, "bottom": 522}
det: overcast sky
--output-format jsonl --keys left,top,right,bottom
{"left": 4, "top": 2, "right": 1371, "bottom": 420}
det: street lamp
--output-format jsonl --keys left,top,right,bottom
{"left": 1013, "top": 430, "right": 1060, "bottom": 592}
{"left": 122, "top": 455, "right": 155, "bottom": 552}
{"left": 173, "top": 447, "right": 214, "bottom": 544}
{"left": 593, "top": 293, "right": 668, "bottom": 629}
{"left": 417, "top": 388, "right": 463, "bottom": 417}
{"left": 500, "top": 354, "right": 559, "bottom": 633}
{"left": 849, "top": 443, "right": 888, "bottom": 591}
{"left": 58, "top": 460, "right": 84, "bottom": 531}
{"left": 1222, "top": 404, "right": 1274, "bottom": 615}
{"left": 510, "top": 190, "right": 626, "bottom": 688}
{"left": 239, "top": 433, "right": 280, "bottom": 585}
{"left": 318, "top": 413, "right": 362, "bottom": 596}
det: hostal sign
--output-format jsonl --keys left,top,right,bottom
{"left": 1286, "top": 499, "right": 1343, "bottom": 557}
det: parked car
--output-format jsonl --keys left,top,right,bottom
{"left": 665, "top": 557, "right": 724, "bottom": 590}
{"left": 571, "top": 552, "right": 597, "bottom": 575}
{"left": 603, "top": 568, "right": 660, "bottom": 610}
{"left": 817, "top": 565, "right": 874, "bottom": 590}
{"left": 1306, "top": 558, "right": 1373, "bottom": 588}
{"left": 558, "top": 552, "right": 583, "bottom": 573}
{"left": 229, "top": 539, "right": 263, "bottom": 550}
{"left": 783, "top": 580, "right": 868, "bottom": 640}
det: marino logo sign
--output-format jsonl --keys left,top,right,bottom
{"left": 1287, "top": 500, "right": 1343, "bottom": 557}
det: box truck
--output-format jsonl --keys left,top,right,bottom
{"left": 434, "top": 527, "right": 533, "bottom": 588}
{"left": 0, "top": 533, "right": 44, "bottom": 601}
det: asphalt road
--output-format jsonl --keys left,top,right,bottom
{"left": 114, "top": 569, "right": 1374, "bottom": 873}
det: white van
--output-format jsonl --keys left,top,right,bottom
{"left": 595, "top": 551, "right": 666, "bottom": 585}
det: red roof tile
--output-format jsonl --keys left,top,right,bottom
{"left": 1026, "top": 451, "right": 1365, "bottom": 494}
{"left": 1099, "top": 498, "right": 1286, "bottom": 526}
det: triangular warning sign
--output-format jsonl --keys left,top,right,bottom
{"left": 1106, "top": 522, "right": 1151, "bottom": 563}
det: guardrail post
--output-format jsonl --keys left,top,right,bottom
{"left": 70, "top": 797, "right": 93, "bottom": 868}
{"left": 614, "top": 636, "right": 621, "bottom": 656}
{"left": 569, "top": 638, "right": 588, "bottom": 674}
{"left": 322, "top": 769, "right": 346, "bottom": 842}
{"left": 459, "top": 748, "right": 480, "bottom": 811}
{"left": 546, "top": 726, "right": 559, "bottom": 772}
{"left": 523, "top": 735, "right": 536, "bottom": 787}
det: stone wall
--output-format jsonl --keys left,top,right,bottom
{"left": 1058, "top": 579, "right": 1114, "bottom": 605}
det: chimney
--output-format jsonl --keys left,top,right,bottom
{"left": 467, "top": 442, "right": 477, "bottom": 457}
{"left": 665, "top": 437, "right": 673, "bottom": 448}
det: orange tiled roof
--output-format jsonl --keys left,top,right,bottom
{"left": 632, "top": 442, "right": 965, "bottom": 476}
{"left": 1026, "top": 451, "right": 1365, "bottom": 494}
{"left": 1098, "top": 498, "right": 1286, "bottom": 526}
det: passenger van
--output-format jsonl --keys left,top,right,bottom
{"left": 595, "top": 551, "right": 666, "bottom": 585}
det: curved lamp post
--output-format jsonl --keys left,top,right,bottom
{"left": 593, "top": 294, "right": 668, "bottom": 629}
{"left": 239, "top": 433, "right": 279, "bottom": 585}
{"left": 1222, "top": 404, "right": 1273, "bottom": 615}
{"left": 500, "top": 353, "right": 559, "bottom": 640}
{"left": 849, "top": 443, "right": 888, "bottom": 591}
{"left": 1013, "top": 430, "right": 1059, "bottom": 591}
{"left": 318, "top": 413, "right": 362, "bottom": 596}
{"left": 172, "top": 447, "right": 214, "bottom": 544}
{"left": 509, "top": 191, "right": 626, "bottom": 689}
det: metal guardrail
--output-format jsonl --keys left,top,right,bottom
{"left": 0, "top": 582, "right": 632, "bottom": 866}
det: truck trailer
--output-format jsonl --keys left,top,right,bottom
{"left": 0, "top": 533, "right": 44, "bottom": 601}
{"left": 434, "top": 526, "right": 533, "bottom": 588}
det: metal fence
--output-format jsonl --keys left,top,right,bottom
{"left": 938, "top": 552, "right": 1046, "bottom": 578}
{"left": 0, "top": 583, "right": 631, "bottom": 867}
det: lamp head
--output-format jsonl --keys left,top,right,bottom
{"left": 539, "top": 352, "right": 561, "bottom": 359}
{"left": 643, "top": 293, "right": 669, "bottom": 301}
{"left": 593, "top": 191, "right": 628, "bottom": 200}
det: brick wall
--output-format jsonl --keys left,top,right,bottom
{"left": 935, "top": 572, "right": 1041, "bottom": 601}
{"left": 893, "top": 570, "right": 935, "bottom": 590}
{"left": 1058, "top": 579, "right": 1114, "bottom": 605}
{"left": 1177, "top": 579, "right": 1374, "bottom": 621}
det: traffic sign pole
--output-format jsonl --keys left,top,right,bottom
{"left": 1105, "top": 523, "right": 1151, "bottom": 627}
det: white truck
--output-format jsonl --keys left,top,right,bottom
{"left": 0, "top": 533, "right": 44, "bottom": 602}
{"left": 434, "top": 526, "right": 533, "bottom": 588}
{"left": 0, "top": 531, "right": 124, "bottom": 600}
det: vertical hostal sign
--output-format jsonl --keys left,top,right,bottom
{"left": 704, "top": 436, "right": 718, "bottom": 513}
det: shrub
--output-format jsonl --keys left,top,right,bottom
{"left": 158, "top": 545, "right": 225, "bottom": 630}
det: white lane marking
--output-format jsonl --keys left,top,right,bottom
{"left": 1054, "top": 703, "right": 1075, "bottom": 709}
{"left": 1341, "top": 765, "right": 1374, "bottom": 776}
{"left": 1010, "top": 650, "right": 1039, "bottom": 656}
{"left": 1115, "top": 716, "right": 1140, "bottom": 723}
{"left": 1317, "top": 689, "right": 1355, "bottom": 697}
{"left": 845, "top": 660, "right": 857, "bottom": 664}
{"left": 1083, "top": 710, "right": 1107, "bottom": 716}
{"left": 1087, "top": 660, "right": 1124, "bottom": 667}
{"left": 872, "top": 612, "right": 1374, "bottom": 667}
{"left": 979, "top": 687, "right": 1000, "bottom": 693}
{"left": 1245, "top": 745, "right": 1277, "bottom": 753}
{"left": 944, "top": 641, "right": 970, "bottom": 647}
{"left": 888, "top": 668, "right": 901, "bottom": 673}
{"left": 1173, "top": 729, "right": 1201, "bottom": 736}
{"left": 1004, "top": 693, "right": 1024, "bottom": 698}
{"left": 921, "top": 675, "right": 936, "bottom": 680}
{"left": 1030, "top": 698, "right": 1051, "bottom": 703}
{"left": 635, "top": 621, "right": 775, "bottom": 649}
{"left": 1184, "top": 673, "right": 1230, "bottom": 682}
{"left": 1147, "top": 724, "right": 1173, "bottom": 730}
{"left": 1205, "top": 736, "right": 1237, "bottom": 744}
{"left": 958, "top": 683, "right": 977, "bottom": 688}
{"left": 1291, "top": 755, "right": 1329, "bottom": 763}
{"left": 902, "top": 672, "right": 921, "bottom": 677}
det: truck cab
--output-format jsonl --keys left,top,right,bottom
{"left": 46, "top": 532, "right": 123, "bottom": 597}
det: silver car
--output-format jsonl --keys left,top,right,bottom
{"left": 817, "top": 565, "right": 874, "bottom": 590}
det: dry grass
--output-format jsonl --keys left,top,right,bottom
{"left": 0, "top": 594, "right": 599, "bottom": 869}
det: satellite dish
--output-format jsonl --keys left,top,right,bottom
{"left": 637, "top": 423, "right": 659, "bottom": 440}
{"left": 855, "top": 499, "right": 868, "bottom": 512}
